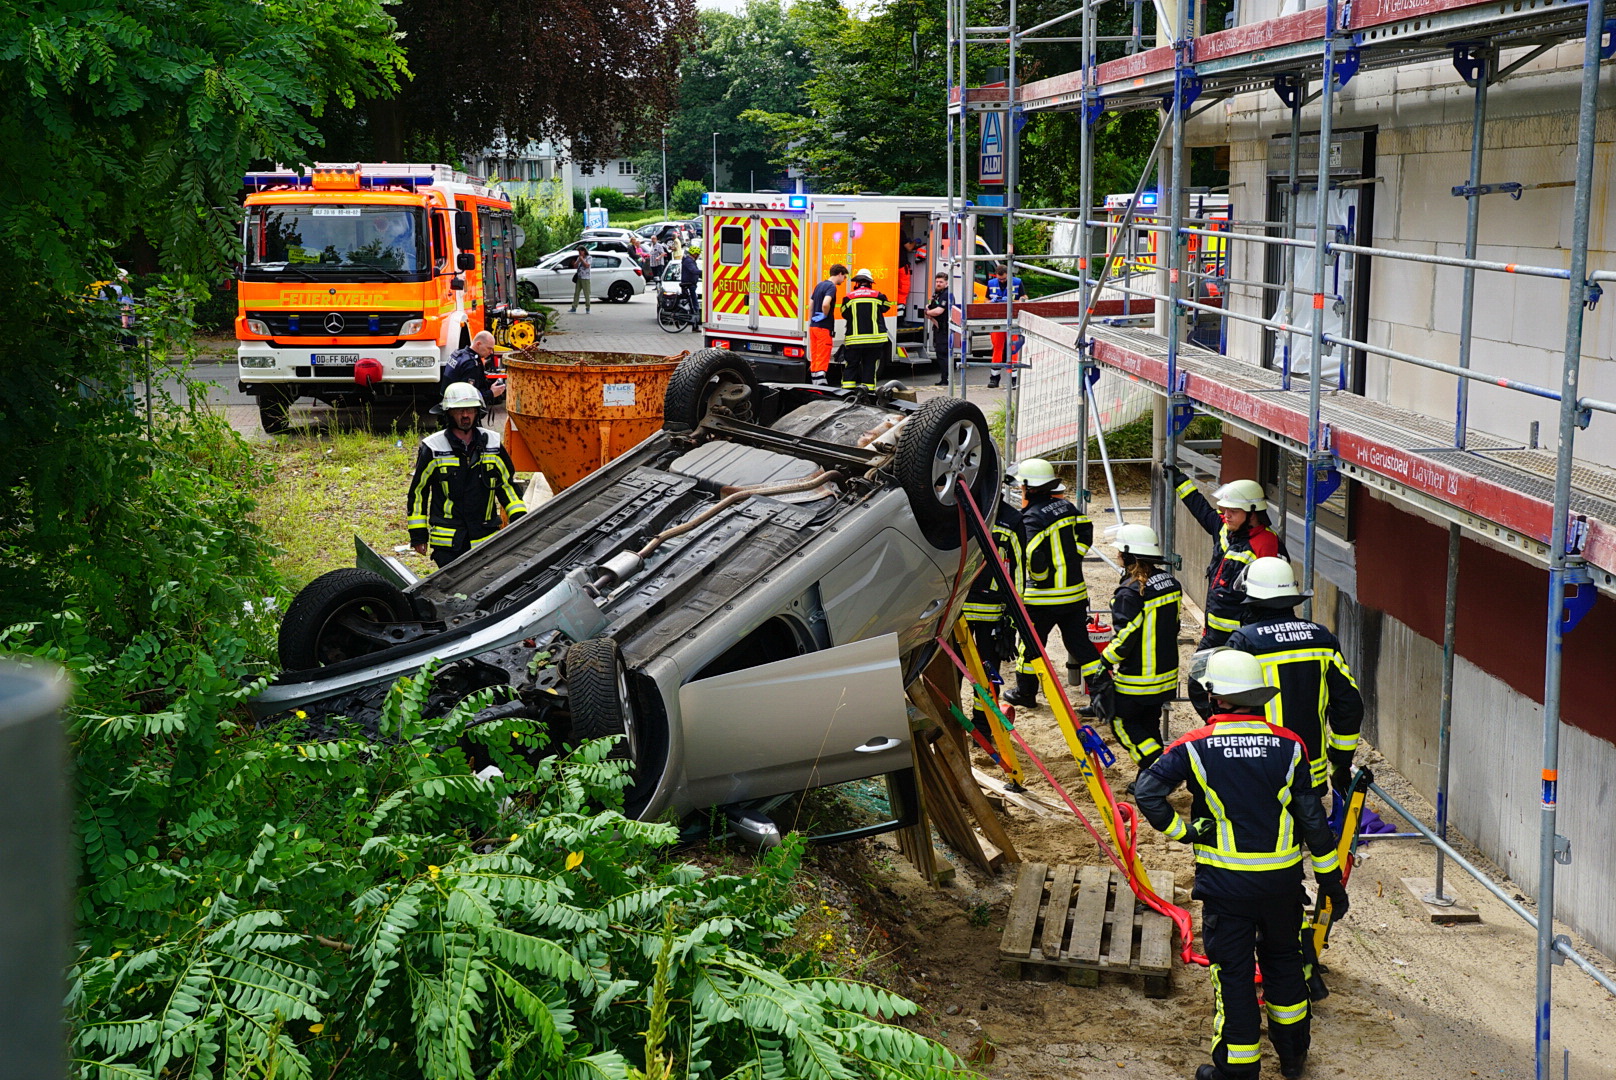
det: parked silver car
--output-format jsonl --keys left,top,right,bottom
{"left": 517, "top": 249, "right": 646, "bottom": 303}
{"left": 254, "top": 352, "right": 996, "bottom": 839}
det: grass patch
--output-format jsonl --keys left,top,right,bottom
{"left": 610, "top": 208, "right": 675, "bottom": 228}
{"left": 250, "top": 424, "right": 443, "bottom": 590}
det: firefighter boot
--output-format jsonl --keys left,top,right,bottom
{"left": 1279, "top": 1052, "right": 1308, "bottom": 1079}
{"left": 1001, "top": 676, "right": 1039, "bottom": 708}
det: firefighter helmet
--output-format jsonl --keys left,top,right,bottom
{"left": 1195, "top": 648, "right": 1279, "bottom": 708}
{"left": 1240, "top": 556, "right": 1308, "bottom": 603}
{"left": 1214, "top": 478, "right": 1268, "bottom": 512}
{"left": 1114, "top": 523, "right": 1163, "bottom": 559}
{"left": 1012, "top": 457, "right": 1066, "bottom": 492}
{"left": 852, "top": 267, "right": 875, "bottom": 283}
{"left": 440, "top": 381, "right": 484, "bottom": 411}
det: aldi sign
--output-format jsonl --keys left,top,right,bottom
{"left": 979, "top": 111, "right": 1004, "bottom": 185}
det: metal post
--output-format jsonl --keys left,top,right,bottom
{"left": 1427, "top": 522, "right": 1461, "bottom": 906}
{"left": 1076, "top": 0, "right": 1097, "bottom": 513}
{"left": 1454, "top": 50, "right": 1491, "bottom": 448}
{"left": 1004, "top": 0, "right": 1021, "bottom": 466}
{"left": 945, "top": 0, "right": 956, "bottom": 395}
{"left": 712, "top": 132, "right": 719, "bottom": 192}
{"left": 1301, "top": 0, "right": 1340, "bottom": 618}
{"left": 1280, "top": 90, "right": 1303, "bottom": 392}
{"left": 1535, "top": 2, "right": 1606, "bottom": 1074}
{"left": 661, "top": 131, "right": 669, "bottom": 219}
{"left": 1162, "top": 0, "right": 1193, "bottom": 568}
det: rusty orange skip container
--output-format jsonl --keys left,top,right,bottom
{"left": 502, "top": 349, "right": 687, "bottom": 491}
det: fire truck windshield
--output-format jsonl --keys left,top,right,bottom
{"left": 244, "top": 205, "right": 428, "bottom": 280}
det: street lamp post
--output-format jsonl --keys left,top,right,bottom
{"left": 661, "top": 131, "right": 669, "bottom": 218}
{"left": 712, "top": 132, "right": 719, "bottom": 193}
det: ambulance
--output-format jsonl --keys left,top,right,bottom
{"left": 236, "top": 162, "right": 535, "bottom": 432}
{"left": 699, "top": 192, "right": 995, "bottom": 379}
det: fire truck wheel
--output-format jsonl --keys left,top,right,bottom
{"left": 662, "top": 348, "right": 758, "bottom": 431}
{"left": 893, "top": 396, "right": 998, "bottom": 550}
{"left": 278, "top": 568, "right": 411, "bottom": 671}
{"left": 256, "top": 389, "right": 294, "bottom": 435}
{"left": 607, "top": 280, "right": 633, "bottom": 304}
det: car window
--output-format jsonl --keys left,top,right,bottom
{"left": 594, "top": 255, "right": 620, "bottom": 268}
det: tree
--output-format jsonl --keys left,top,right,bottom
{"left": 635, "top": 1, "right": 814, "bottom": 198}
{"left": 351, "top": 0, "right": 699, "bottom": 163}
{"left": 745, "top": 0, "right": 949, "bottom": 194}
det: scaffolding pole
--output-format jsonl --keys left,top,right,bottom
{"left": 1535, "top": 0, "right": 1607, "bottom": 1073}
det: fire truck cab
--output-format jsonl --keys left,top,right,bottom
{"left": 236, "top": 162, "right": 534, "bottom": 433}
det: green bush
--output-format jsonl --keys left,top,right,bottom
{"left": 514, "top": 188, "right": 584, "bottom": 264}
{"left": 670, "top": 179, "right": 707, "bottom": 216}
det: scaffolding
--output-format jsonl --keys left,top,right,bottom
{"left": 943, "top": 0, "right": 1616, "bottom": 1075}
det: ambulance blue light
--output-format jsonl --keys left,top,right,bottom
{"left": 788, "top": 195, "right": 808, "bottom": 210}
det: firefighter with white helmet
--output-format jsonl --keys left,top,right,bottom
{"left": 1166, "top": 466, "right": 1285, "bottom": 717}
{"left": 1098, "top": 524, "right": 1182, "bottom": 786}
{"left": 406, "top": 381, "right": 527, "bottom": 567}
{"left": 1135, "top": 647, "right": 1349, "bottom": 1080}
{"left": 839, "top": 267, "right": 892, "bottom": 391}
{"left": 1002, "top": 457, "right": 1112, "bottom": 713}
{"left": 1226, "top": 555, "right": 1364, "bottom": 1001}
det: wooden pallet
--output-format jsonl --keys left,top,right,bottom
{"left": 998, "top": 862, "right": 1176, "bottom": 997}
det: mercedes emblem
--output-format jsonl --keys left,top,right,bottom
{"left": 324, "top": 312, "right": 346, "bottom": 334}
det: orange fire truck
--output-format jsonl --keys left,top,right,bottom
{"left": 236, "top": 162, "right": 534, "bottom": 432}
{"left": 700, "top": 192, "right": 994, "bottom": 379}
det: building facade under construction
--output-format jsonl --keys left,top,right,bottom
{"left": 942, "top": 0, "right": 1613, "bottom": 1072}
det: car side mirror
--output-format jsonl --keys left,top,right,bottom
{"left": 456, "top": 253, "right": 475, "bottom": 271}
{"left": 454, "top": 210, "right": 475, "bottom": 252}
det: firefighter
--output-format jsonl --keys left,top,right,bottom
{"left": 1226, "top": 555, "right": 1364, "bottom": 1001}
{"left": 407, "top": 381, "right": 527, "bottom": 567}
{"left": 1001, "top": 457, "right": 1112, "bottom": 712}
{"left": 962, "top": 486, "right": 1025, "bottom": 726}
{"left": 1135, "top": 649, "right": 1349, "bottom": 1080}
{"left": 1168, "top": 468, "right": 1284, "bottom": 718}
{"left": 985, "top": 263, "right": 1026, "bottom": 389}
{"left": 1099, "top": 524, "right": 1181, "bottom": 783}
{"left": 839, "top": 268, "right": 891, "bottom": 391}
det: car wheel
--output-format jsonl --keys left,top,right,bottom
{"left": 607, "top": 280, "right": 633, "bottom": 303}
{"left": 516, "top": 279, "right": 539, "bottom": 306}
{"left": 257, "top": 389, "right": 293, "bottom": 435}
{"left": 893, "top": 396, "right": 998, "bottom": 549}
{"left": 564, "top": 637, "right": 637, "bottom": 760}
{"left": 662, "top": 348, "right": 759, "bottom": 430}
{"left": 278, "top": 568, "right": 412, "bottom": 671}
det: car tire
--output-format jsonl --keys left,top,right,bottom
{"left": 564, "top": 637, "right": 637, "bottom": 760}
{"left": 607, "top": 280, "right": 633, "bottom": 303}
{"left": 278, "top": 568, "right": 412, "bottom": 671}
{"left": 893, "top": 396, "right": 997, "bottom": 550}
{"left": 257, "top": 389, "right": 293, "bottom": 435}
{"left": 662, "top": 348, "right": 759, "bottom": 430}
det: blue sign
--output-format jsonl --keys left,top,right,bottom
{"left": 979, "top": 111, "right": 1004, "bottom": 185}
{"left": 584, "top": 206, "right": 609, "bottom": 230}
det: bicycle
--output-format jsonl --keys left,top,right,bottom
{"left": 657, "top": 290, "right": 700, "bottom": 333}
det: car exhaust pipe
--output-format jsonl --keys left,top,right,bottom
{"left": 724, "top": 807, "right": 782, "bottom": 851}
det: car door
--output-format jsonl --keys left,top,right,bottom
{"left": 538, "top": 255, "right": 575, "bottom": 298}
{"left": 677, "top": 633, "right": 910, "bottom": 807}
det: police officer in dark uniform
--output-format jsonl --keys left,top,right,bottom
{"left": 1099, "top": 524, "right": 1182, "bottom": 783}
{"left": 1001, "top": 457, "right": 1112, "bottom": 712}
{"left": 1136, "top": 649, "right": 1349, "bottom": 1080}
{"left": 1225, "top": 555, "right": 1365, "bottom": 1000}
{"left": 962, "top": 491, "right": 1024, "bottom": 727}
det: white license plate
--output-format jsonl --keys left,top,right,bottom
{"left": 312, "top": 353, "right": 361, "bottom": 364}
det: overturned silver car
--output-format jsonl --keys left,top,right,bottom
{"left": 255, "top": 350, "right": 997, "bottom": 839}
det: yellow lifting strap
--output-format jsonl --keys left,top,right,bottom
{"left": 953, "top": 618, "right": 1025, "bottom": 786}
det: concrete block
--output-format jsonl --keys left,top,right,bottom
{"left": 1509, "top": 272, "right": 1577, "bottom": 354}
{"left": 1369, "top": 251, "right": 1436, "bottom": 332}
{"left": 1392, "top": 151, "right": 1472, "bottom": 244}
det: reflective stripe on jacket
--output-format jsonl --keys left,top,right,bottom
{"left": 407, "top": 426, "right": 527, "bottom": 550}
{"left": 1135, "top": 716, "right": 1340, "bottom": 899}
{"left": 964, "top": 503, "right": 1024, "bottom": 622}
{"left": 1021, "top": 495, "right": 1091, "bottom": 606}
{"left": 1225, "top": 615, "right": 1364, "bottom": 788}
{"left": 1103, "top": 569, "right": 1182, "bottom": 694}
{"left": 841, "top": 287, "right": 890, "bottom": 345}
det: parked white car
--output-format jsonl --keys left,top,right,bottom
{"left": 517, "top": 250, "right": 646, "bottom": 303}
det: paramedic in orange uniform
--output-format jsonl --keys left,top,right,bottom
{"left": 808, "top": 264, "right": 848, "bottom": 386}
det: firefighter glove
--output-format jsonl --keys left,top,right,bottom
{"left": 1316, "top": 869, "right": 1349, "bottom": 922}
{"left": 1328, "top": 750, "right": 1355, "bottom": 797}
